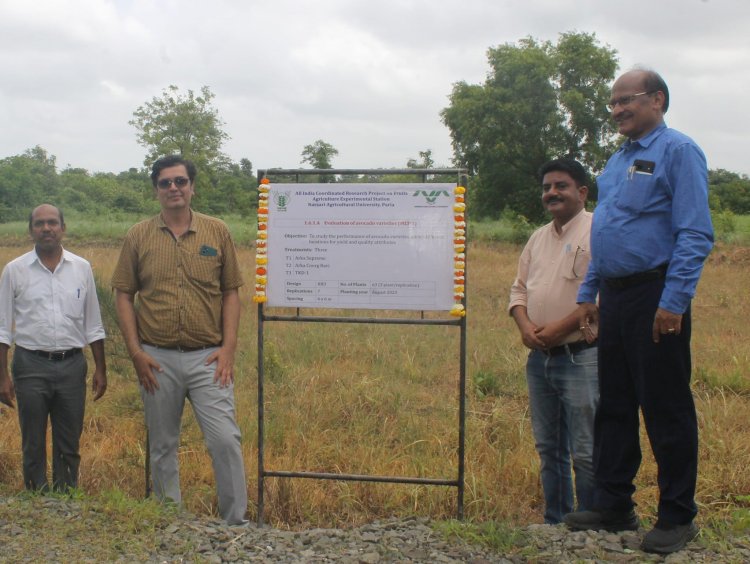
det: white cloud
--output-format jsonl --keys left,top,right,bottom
{"left": 0, "top": 0, "right": 748, "bottom": 175}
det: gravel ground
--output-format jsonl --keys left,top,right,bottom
{"left": 1, "top": 495, "right": 749, "bottom": 563}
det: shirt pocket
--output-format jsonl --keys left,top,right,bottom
{"left": 62, "top": 287, "right": 85, "bottom": 319}
{"left": 186, "top": 254, "right": 222, "bottom": 285}
{"left": 616, "top": 172, "right": 652, "bottom": 213}
{"left": 562, "top": 245, "right": 590, "bottom": 281}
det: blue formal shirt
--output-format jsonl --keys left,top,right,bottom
{"left": 577, "top": 123, "right": 713, "bottom": 313}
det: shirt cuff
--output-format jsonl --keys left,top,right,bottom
{"left": 576, "top": 285, "right": 598, "bottom": 304}
{"left": 658, "top": 289, "right": 692, "bottom": 315}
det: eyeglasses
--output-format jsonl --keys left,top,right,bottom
{"left": 607, "top": 91, "right": 653, "bottom": 111}
{"left": 157, "top": 176, "right": 190, "bottom": 189}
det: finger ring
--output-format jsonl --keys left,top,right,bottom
{"left": 667, "top": 328, "right": 675, "bottom": 333}
{"left": 579, "top": 326, "right": 587, "bottom": 330}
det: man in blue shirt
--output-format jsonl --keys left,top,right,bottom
{"left": 563, "top": 69, "right": 713, "bottom": 554}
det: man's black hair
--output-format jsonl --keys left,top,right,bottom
{"left": 28, "top": 205, "right": 64, "bottom": 230}
{"left": 150, "top": 155, "right": 197, "bottom": 186}
{"left": 538, "top": 158, "right": 588, "bottom": 187}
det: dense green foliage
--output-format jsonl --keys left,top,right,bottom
{"left": 129, "top": 85, "right": 257, "bottom": 215}
{"left": 0, "top": 146, "right": 257, "bottom": 222}
{"left": 2, "top": 72, "right": 750, "bottom": 225}
{"left": 300, "top": 139, "right": 339, "bottom": 183}
{"left": 709, "top": 169, "right": 750, "bottom": 214}
{"left": 442, "top": 32, "right": 618, "bottom": 221}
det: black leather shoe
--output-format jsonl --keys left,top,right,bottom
{"left": 563, "top": 508, "right": 639, "bottom": 532}
{"left": 641, "top": 522, "right": 698, "bottom": 553}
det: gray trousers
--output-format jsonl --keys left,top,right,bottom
{"left": 141, "top": 345, "right": 247, "bottom": 524}
{"left": 12, "top": 346, "right": 87, "bottom": 491}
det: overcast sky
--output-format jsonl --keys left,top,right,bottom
{"left": 1, "top": 0, "right": 748, "bottom": 176}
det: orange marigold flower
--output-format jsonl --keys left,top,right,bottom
{"left": 256, "top": 267, "right": 267, "bottom": 276}
{"left": 260, "top": 178, "right": 270, "bottom": 184}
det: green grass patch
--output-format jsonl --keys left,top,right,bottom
{"left": 434, "top": 519, "right": 530, "bottom": 553}
{"left": 0, "top": 212, "right": 259, "bottom": 247}
{"left": 0, "top": 488, "right": 179, "bottom": 561}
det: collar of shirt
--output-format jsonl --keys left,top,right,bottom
{"left": 620, "top": 122, "right": 667, "bottom": 152}
{"left": 555, "top": 208, "right": 589, "bottom": 238}
{"left": 157, "top": 209, "right": 198, "bottom": 234}
{"left": 27, "top": 247, "right": 73, "bottom": 272}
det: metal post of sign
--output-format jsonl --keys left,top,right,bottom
{"left": 255, "top": 168, "right": 468, "bottom": 526}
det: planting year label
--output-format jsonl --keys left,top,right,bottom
{"left": 265, "top": 183, "right": 456, "bottom": 310}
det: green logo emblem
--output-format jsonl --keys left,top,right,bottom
{"left": 272, "top": 191, "right": 291, "bottom": 212}
{"left": 413, "top": 189, "right": 451, "bottom": 205}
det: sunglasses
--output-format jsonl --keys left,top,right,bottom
{"left": 157, "top": 176, "right": 190, "bottom": 189}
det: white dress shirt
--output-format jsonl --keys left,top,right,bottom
{"left": 0, "top": 248, "right": 105, "bottom": 351}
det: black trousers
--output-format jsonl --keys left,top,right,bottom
{"left": 12, "top": 347, "right": 87, "bottom": 491}
{"left": 593, "top": 277, "right": 698, "bottom": 525}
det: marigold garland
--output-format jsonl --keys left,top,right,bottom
{"left": 253, "top": 178, "right": 271, "bottom": 303}
{"left": 450, "top": 185, "right": 467, "bottom": 317}
{"left": 251, "top": 179, "right": 467, "bottom": 314}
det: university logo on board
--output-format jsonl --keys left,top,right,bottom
{"left": 412, "top": 189, "right": 451, "bottom": 205}
{"left": 272, "top": 191, "right": 291, "bottom": 212}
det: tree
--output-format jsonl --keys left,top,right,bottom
{"left": 709, "top": 169, "right": 750, "bottom": 214}
{"left": 130, "top": 85, "right": 230, "bottom": 210}
{"left": 0, "top": 146, "right": 59, "bottom": 221}
{"left": 441, "top": 32, "right": 618, "bottom": 220}
{"left": 407, "top": 149, "right": 435, "bottom": 169}
{"left": 301, "top": 139, "right": 339, "bottom": 183}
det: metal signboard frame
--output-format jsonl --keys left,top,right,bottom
{"left": 255, "top": 168, "right": 468, "bottom": 526}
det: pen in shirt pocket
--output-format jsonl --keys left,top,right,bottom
{"left": 77, "top": 288, "right": 80, "bottom": 299}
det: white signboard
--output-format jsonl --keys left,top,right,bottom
{"left": 266, "top": 183, "right": 456, "bottom": 310}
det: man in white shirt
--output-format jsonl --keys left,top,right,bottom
{"left": 0, "top": 204, "right": 106, "bottom": 491}
{"left": 508, "top": 158, "right": 598, "bottom": 523}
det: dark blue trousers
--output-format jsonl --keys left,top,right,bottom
{"left": 593, "top": 277, "right": 698, "bottom": 525}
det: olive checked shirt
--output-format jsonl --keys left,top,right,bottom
{"left": 111, "top": 211, "right": 244, "bottom": 348}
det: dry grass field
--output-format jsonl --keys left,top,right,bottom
{"left": 0, "top": 240, "right": 748, "bottom": 533}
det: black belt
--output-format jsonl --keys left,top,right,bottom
{"left": 18, "top": 346, "right": 82, "bottom": 361}
{"left": 544, "top": 341, "right": 597, "bottom": 357}
{"left": 142, "top": 342, "right": 220, "bottom": 352}
{"left": 604, "top": 263, "right": 668, "bottom": 290}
